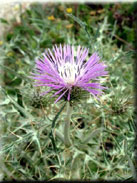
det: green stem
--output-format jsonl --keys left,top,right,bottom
{"left": 70, "top": 153, "right": 82, "bottom": 179}
{"left": 55, "top": 129, "right": 64, "bottom": 143}
{"left": 64, "top": 102, "right": 72, "bottom": 147}
{"left": 82, "top": 127, "right": 103, "bottom": 144}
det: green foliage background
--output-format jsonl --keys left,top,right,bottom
{"left": 0, "top": 3, "right": 135, "bottom": 180}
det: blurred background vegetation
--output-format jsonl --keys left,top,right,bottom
{"left": 0, "top": 2, "right": 136, "bottom": 180}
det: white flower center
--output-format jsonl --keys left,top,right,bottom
{"left": 58, "top": 62, "right": 78, "bottom": 85}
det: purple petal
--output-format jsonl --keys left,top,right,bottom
{"left": 52, "top": 87, "right": 65, "bottom": 97}
{"left": 54, "top": 89, "right": 68, "bottom": 104}
{"left": 67, "top": 89, "right": 71, "bottom": 101}
{"left": 40, "top": 88, "right": 53, "bottom": 96}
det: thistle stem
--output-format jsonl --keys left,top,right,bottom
{"left": 64, "top": 102, "right": 72, "bottom": 147}
{"left": 55, "top": 129, "right": 64, "bottom": 143}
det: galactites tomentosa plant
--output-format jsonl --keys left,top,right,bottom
{"left": 31, "top": 44, "right": 108, "bottom": 147}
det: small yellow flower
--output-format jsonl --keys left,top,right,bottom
{"left": 48, "top": 15, "right": 55, "bottom": 21}
{"left": 66, "top": 24, "right": 73, "bottom": 29}
{"left": 66, "top": 8, "right": 72, "bottom": 13}
{"left": 7, "top": 51, "right": 14, "bottom": 57}
{"left": 0, "top": 41, "right": 3, "bottom": 46}
{"left": 97, "top": 9, "right": 105, "bottom": 14}
{"left": 13, "top": 4, "right": 20, "bottom": 11}
{"left": 90, "top": 11, "right": 96, "bottom": 16}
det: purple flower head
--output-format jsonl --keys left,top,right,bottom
{"left": 31, "top": 45, "right": 108, "bottom": 103}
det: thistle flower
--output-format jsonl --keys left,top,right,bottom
{"left": 31, "top": 45, "right": 108, "bottom": 103}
